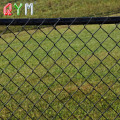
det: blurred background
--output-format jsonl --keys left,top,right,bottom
{"left": 0, "top": 0, "right": 120, "bottom": 18}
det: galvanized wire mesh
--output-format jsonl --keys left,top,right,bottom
{"left": 0, "top": 17, "right": 120, "bottom": 120}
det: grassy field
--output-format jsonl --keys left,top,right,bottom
{"left": 0, "top": 0, "right": 120, "bottom": 120}
{"left": 1, "top": 0, "right": 120, "bottom": 35}
{"left": 0, "top": 0, "right": 120, "bottom": 18}
{"left": 0, "top": 24, "right": 120, "bottom": 119}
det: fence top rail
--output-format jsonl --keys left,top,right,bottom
{"left": 0, "top": 17, "right": 120, "bottom": 25}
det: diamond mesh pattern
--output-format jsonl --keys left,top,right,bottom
{"left": 0, "top": 18, "right": 120, "bottom": 120}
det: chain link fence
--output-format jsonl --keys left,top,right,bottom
{"left": 0, "top": 17, "right": 120, "bottom": 119}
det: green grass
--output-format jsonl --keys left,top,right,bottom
{"left": 0, "top": 24, "right": 120, "bottom": 119}
{"left": 1, "top": 0, "right": 120, "bottom": 119}
{"left": 0, "top": 0, "right": 120, "bottom": 18}
{"left": 1, "top": 0, "right": 120, "bottom": 35}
